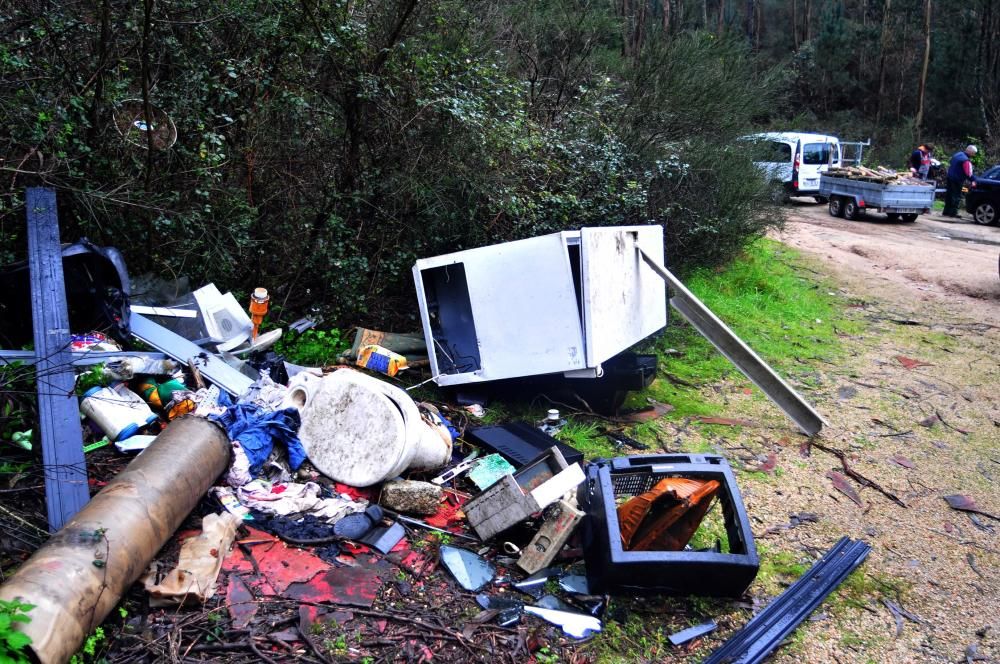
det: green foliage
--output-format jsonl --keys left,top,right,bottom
{"left": 654, "top": 239, "right": 860, "bottom": 417}
{"left": 0, "top": 599, "right": 34, "bottom": 664}
{"left": 74, "top": 365, "right": 107, "bottom": 397}
{"left": 555, "top": 420, "right": 615, "bottom": 460}
{"left": 274, "top": 328, "right": 347, "bottom": 367}
{"left": 69, "top": 626, "right": 105, "bottom": 664}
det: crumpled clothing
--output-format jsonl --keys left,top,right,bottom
{"left": 237, "top": 480, "right": 367, "bottom": 522}
{"left": 227, "top": 442, "right": 253, "bottom": 487}
{"left": 210, "top": 403, "right": 305, "bottom": 474}
{"left": 238, "top": 370, "right": 289, "bottom": 413}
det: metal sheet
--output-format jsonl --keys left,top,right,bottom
{"left": 580, "top": 226, "right": 666, "bottom": 366}
{"left": 0, "top": 350, "right": 168, "bottom": 366}
{"left": 129, "top": 312, "right": 255, "bottom": 396}
{"left": 638, "top": 248, "right": 826, "bottom": 436}
{"left": 413, "top": 233, "right": 587, "bottom": 384}
{"left": 26, "top": 187, "right": 90, "bottom": 531}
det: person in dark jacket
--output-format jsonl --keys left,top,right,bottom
{"left": 943, "top": 145, "right": 977, "bottom": 217}
{"left": 909, "top": 143, "right": 935, "bottom": 180}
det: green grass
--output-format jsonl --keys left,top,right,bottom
{"left": 652, "top": 239, "right": 861, "bottom": 418}
{"left": 555, "top": 420, "right": 616, "bottom": 459}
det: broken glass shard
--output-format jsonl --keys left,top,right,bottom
{"left": 524, "top": 606, "right": 601, "bottom": 639}
{"left": 513, "top": 567, "right": 556, "bottom": 599}
{"left": 558, "top": 574, "right": 590, "bottom": 595}
{"left": 536, "top": 594, "right": 575, "bottom": 612}
{"left": 440, "top": 545, "right": 495, "bottom": 592}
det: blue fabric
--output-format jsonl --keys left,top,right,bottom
{"left": 947, "top": 151, "right": 970, "bottom": 182}
{"left": 210, "top": 404, "right": 306, "bottom": 474}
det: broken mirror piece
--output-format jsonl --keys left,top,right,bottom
{"left": 513, "top": 567, "right": 557, "bottom": 599}
{"left": 475, "top": 593, "right": 524, "bottom": 611}
{"left": 668, "top": 621, "right": 717, "bottom": 646}
{"left": 536, "top": 594, "right": 575, "bottom": 613}
{"left": 524, "top": 606, "right": 602, "bottom": 639}
{"left": 440, "top": 545, "right": 496, "bottom": 592}
{"left": 558, "top": 574, "right": 590, "bottom": 595}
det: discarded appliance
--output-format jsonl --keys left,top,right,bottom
{"left": 80, "top": 382, "right": 159, "bottom": 441}
{"left": 287, "top": 369, "right": 452, "bottom": 486}
{"left": 703, "top": 537, "right": 871, "bottom": 664}
{"left": 517, "top": 497, "right": 585, "bottom": 574}
{"left": 579, "top": 454, "right": 759, "bottom": 597}
{"left": 467, "top": 422, "right": 584, "bottom": 468}
{"left": 465, "top": 446, "right": 585, "bottom": 540}
{"left": 0, "top": 417, "right": 231, "bottom": 664}
{"left": 412, "top": 226, "right": 666, "bottom": 385}
{"left": 0, "top": 235, "right": 131, "bottom": 348}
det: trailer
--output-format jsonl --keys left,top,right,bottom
{"left": 819, "top": 174, "right": 935, "bottom": 222}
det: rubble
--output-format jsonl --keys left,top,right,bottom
{"left": 379, "top": 479, "right": 443, "bottom": 516}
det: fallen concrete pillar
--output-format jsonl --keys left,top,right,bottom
{"left": 0, "top": 417, "right": 230, "bottom": 664}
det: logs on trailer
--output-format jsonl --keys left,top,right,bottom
{"left": 824, "top": 166, "right": 934, "bottom": 186}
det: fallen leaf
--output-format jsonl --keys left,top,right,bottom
{"left": 889, "top": 455, "right": 915, "bottom": 469}
{"left": 918, "top": 414, "right": 939, "bottom": 428}
{"left": 943, "top": 521, "right": 955, "bottom": 534}
{"left": 827, "top": 471, "right": 863, "bottom": 507}
{"left": 895, "top": 355, "right": 933, "bottom": 370}
{"left": 620, "top": 402, "right": 674, "bottom": 423}
{"left": 943, "top": 495, "right": 1000, "bottom": 521}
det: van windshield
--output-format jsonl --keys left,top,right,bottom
{"left": 803, "top": 143, "right": 834, "bottom": 165}
{"left": 750, "top": 141, "right": 792, "bottom": 162}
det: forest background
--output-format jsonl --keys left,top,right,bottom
{"left": 1, "top": 0, "right": 998, "bottom": 327}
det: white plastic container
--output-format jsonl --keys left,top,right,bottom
{"left": 80, "top": 382, "right": 158, "bottom": 442}
{"left": 288, "top": 369, "right": 452, "bottom": 486}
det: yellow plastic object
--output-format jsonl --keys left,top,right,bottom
{"left": 356, "top": 344, "right": 408, "bottom": 377}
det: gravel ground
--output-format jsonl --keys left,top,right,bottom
{"left": 650, "top": 202, "right": 1000, "bottom": 663}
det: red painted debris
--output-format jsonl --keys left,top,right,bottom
{"left": 388, "top": 548, "right": 436, "bottom": 577}
{"left": 895, "top": 355, "right": 932, "bottom": 370}
{"left": 225, "top": 575, "right": 257, "bottom": 629}
{"left": 284, "top": 559, "right": 384, "bottom": 608}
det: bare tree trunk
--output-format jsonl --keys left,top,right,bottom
{"left": 745, "top": 0, "right": 755, "bottom": 44}
{"left": 702, "top": 0, "right": 709, "bottom": 29}
{"left": 915, "top": 0, "right": 931, "bottom": 134}
{"left": 718, "top": 0, "right": 725, "bottom": 36}
{"left": 804, "top": 0, "right": 811, "bottom": 41}
{"left": 663, "top": 0, "right": 671, "bottom": 35}
{"left": 792, "top": 0, "right": 798, "bottom": 50}
{"left": 874, "top": 0, "right": 892, "bottom": 127}
{"left": 755, "top": 0, "right": 762, "bottom": 50}
{"left": 976, "top": 0, "right": 994, "bottom": 140}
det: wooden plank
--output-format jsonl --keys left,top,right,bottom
{"left": 26, "top": 187, "right": 90, "bottom": 531}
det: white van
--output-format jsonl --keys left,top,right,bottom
{"left": 743, "top": 132, "right": 842, "bottom": 200}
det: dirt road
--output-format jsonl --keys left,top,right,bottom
{"left": 777, "top": 199, "right": 1000, "bottom": 316}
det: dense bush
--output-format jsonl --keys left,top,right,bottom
{"left": 0, "top": 0, "right": 784, "bottom": 328}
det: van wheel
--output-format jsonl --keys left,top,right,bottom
{"left": 844, "top": 200, "right": 861, "bottom": 220}
{"left": 901, "top": 213, "right": 918, "bottom": 223}
{"left": 828, "top": 197, "right": 845, "bottom": 217}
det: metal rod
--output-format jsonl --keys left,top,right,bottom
{"left": 638, "top": 248, "right": 826, "bottom": 436}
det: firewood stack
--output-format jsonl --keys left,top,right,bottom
{"left": 824, "top": 165, "right": 934, "bottom": 186}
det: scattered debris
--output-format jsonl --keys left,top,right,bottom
{"left": 827, "top": 470, "right": 864, "bottom": 507}
{"left": 380, "top": 479, "right": 443, "bottom": 516}
{"left": 523, "top": 606, "right": 601, "bottom": 639}
{"left": 695, "top": 416, "right": 755, "bottom": 427}
{"left": 882, "top": 599, "right": 925, "bottom": 637}
{"left": 439, "top": 545, "right": 495, "bottom": 592}
{"left": 704, "top": 538, "right": 871, "bottom": 664}
{"left": 145, "top": 512, "right": 241, "bottom": 606}
{"left": 668, "top": 620, "right": 718, "bottom": 646}
{"left": 889, "top": 455, "right": 915, "bottom": 469}
{"left": 750, "top": 453, "right": 778, "bottom": 474}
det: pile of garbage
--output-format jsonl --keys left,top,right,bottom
{"left": 0, "top": 201, "right": 858, "bottom": 663}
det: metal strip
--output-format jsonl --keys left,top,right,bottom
{"left": 26, "top": 187, "right": 90, "bottom": 531}
{"left": 1, "top": 350, "right": 168, "bottom": 366}
{"left": 129, "top": 312, "right": 255, "bottom": 396}
{"left": 703, "top": 537, "right": 871, "bottom": 664}
{"left": 638, "top": 248, "right": 826, "bottom": 436}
